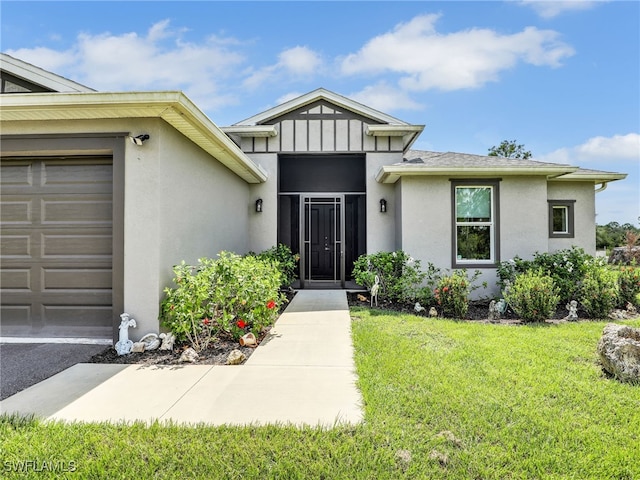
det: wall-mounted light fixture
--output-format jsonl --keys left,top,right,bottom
{"left": 255, "top": 198, "right": 263, "bottom": 213}
{"left": 129, "top": 134, "right": 150, "bottom": 146}
{"left": 380, "top": 198, "right": 387, "bottom": 213}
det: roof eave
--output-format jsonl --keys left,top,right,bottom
{"left": 375, "top": 165, "right": 579, "bottom": 184}
{"left": 550, "top": 172, "right": 627, "bottom": 183}
{"left": 0, "top": 91, "right": 267, "bottom": 184}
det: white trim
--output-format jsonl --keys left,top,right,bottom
{"left": 376, "top": 164, "right": 578, "bottom": 183}
{"left": 234, "top": 88, "right": 411, "bottom": 126}
{"left": 0, "top": 91, "right": 268, "bottom": 184}
{"left": 1, "top": 53, "right": 95, "bottom": 92}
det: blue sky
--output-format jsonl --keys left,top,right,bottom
{"left": 2, "top": 1, "right": 638, "bottom": 226}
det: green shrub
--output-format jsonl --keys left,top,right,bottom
{"left": 251, "top": 244, "right": 299, "bottom": 288}
{"left": 497, "top": 247, "right": 605, "bottom": 304}
{"left": 159, "top": 259, "right": 218, "bottom": 351}
{"left": 503, "top": 269, "right": 560, "bottom": 322}
{"left": 209, "top": 252, "right": 284, "bottom": 338}
{"left": 579, "top": 267, "right": 619, "bottom": 318}
{"left": 617, "top": 265, "right": 640, "bottom": 307}
{"left": 435, "top": 270, "right": 472, "bottom": 318}
{"left": 352, "top": 251, "right": 438, "bottom": 304}
{"left": 159, "top": 252, "right": 285, "bottom": 350}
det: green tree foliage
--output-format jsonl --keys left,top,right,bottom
{"left": 596, "top": 221, "right": 640, "bottom": 250}
{"left": 488, "top": 139, "right": 532, "bottom": 159}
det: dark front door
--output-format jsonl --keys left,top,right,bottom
{"left": 310, "top": 203, "right": 335, "bottom": 279}
{"left": 302, "top": 196, "right": 343, "bottom": 286}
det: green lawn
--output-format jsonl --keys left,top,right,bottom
{"left": 1, "top": 310, "right": 639, "bottom": 479}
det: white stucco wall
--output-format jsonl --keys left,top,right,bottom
{"left": 547, "top": 181, "right": 596, "bottom": 254}
{"left": 247, "top": 153, "right": 279, "bottom": 253}
{"left": 396, "top": 175, "right": 555, "bottom": 297}
{"left": 1, "top": 118, "right": 252, "bottom": 340}
{"left": 125, "top": 119, "right": 250, "bottom": 339}
{"left": 366, "top": 152, "right": 400, "bottom": 253}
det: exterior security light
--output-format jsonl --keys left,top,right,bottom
{"left": 255, "top": 198, "right": 263, "bottom": 213}
{"left": 380, "top": 198, "right": 387, "bottom": 213}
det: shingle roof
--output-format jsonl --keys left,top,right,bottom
{"left": 404, "top": 149, "right": 573, "bottom": 169}
{"left": 375, "top": 149, "right": 626, "bottom": 184}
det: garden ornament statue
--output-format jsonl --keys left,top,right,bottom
{"left": 115, "top": 313, "right": 137, "bottom": 355}
{"left": 370, "top": 275, "right": 380, "bottom": 307}
{"left": 429, "top": 307, "right": 438, "bottom": 317}
{"left": 414, "top": 302, "right": 426, "bottom": 313}
{"left": 159, "top": 332, "right": 176, "bottom": 351}
{"left": 564, "top": 300, "right": 578, "bottom": 321}
{"left": 488, "top": 300, "right": 500, "bottom": 322}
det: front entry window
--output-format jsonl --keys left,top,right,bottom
{"left": 452, "top": 180, "right": 500, "bottom": 267}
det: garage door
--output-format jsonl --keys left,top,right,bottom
{"left": 1, "top": 157, "right": 113, "bottom": 338}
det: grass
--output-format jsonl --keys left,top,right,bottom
{"left": 1, "top": 311, "right": 639, "bottom": 479}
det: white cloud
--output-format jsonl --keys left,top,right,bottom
{"left": 540, "top": 133, "right": 640, "bottom": 164}
{"left": 520, "top": 1, "right": 602, "bottom": 19}
{"left": 8, "top": 20, "right": 246, "bottom": 111}
{"left": 340, "top": 13, "right": 575, "bottom": 91}
{"left": 243, "top": 46, "right": 322, "bottom": 89}
{"left": 349, "top": 82, "right": 423, "bottom": 112}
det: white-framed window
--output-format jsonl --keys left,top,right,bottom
{"left": 452, "top": 180, "right": 500, "bottom": 267}
{"left": 548, "top": 200, "right": 575, "bottom": 238}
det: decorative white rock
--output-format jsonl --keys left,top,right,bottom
{"left": 597, "top": 323, "right": 640, "bottom": 383}
{"left": 115, "top": 313, "right": 137, "bottom": 356}
{"left": 131, "top": 342, "right": 146, "bottom": 353}
{"left": 226, "top": 349, "right": 246, "bottom": 365}
{"left": 179, "top": 347, "right": 199, "bottom": 363}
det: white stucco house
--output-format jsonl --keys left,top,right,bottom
{"left": 0, "top": 53, "right": 627, "bottom": 342}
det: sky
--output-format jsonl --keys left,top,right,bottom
{"left": 2, "top": 1, "right": 638, "bottom": 226}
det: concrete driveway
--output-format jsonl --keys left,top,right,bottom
{"left": 0, "top": 343, "right": 107, "bottom": 400}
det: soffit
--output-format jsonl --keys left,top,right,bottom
{"left": 0, "top": 91, "right": 267, "bottom": 183}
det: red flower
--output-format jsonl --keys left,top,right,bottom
{"left": 202, "top": 318, "right": 211, "bottom": 326}
{"left": 236, "top": 319, "right": 247, "bottom": 329}
{"left": 443, "top": 286, "right": 449, "bottom": 293}
{"left": 267, "top": 300, "right": 276, "bottom": 309}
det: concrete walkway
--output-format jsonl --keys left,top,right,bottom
{"left": 0, "top": 290, "right": 363, "bottom": 427}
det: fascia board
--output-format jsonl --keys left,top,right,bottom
{"left": 550, "top": 172, "right": 627, "bottom": 183}
{"left": 1, "top": 54, "right": 95, "bottom": 92}
{"left": 365, "top": 124, "right": 425, "bottom": 136}
{"left": 375, "top": 165, "right": 579, "bottom": 184}
{"left": 0, "top": 91, "right": 267, "bottom": 183}
{"left": 220, "top": 125, "right": 278, "bottom": 137}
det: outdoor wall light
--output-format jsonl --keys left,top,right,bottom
{"left": 255, "top": 198, "right": 263, "bottom": 213}
{"left": 130, "top": 134, "right": 150, "bottom": 146}
{"left": 380, "top": 198, "right": 387, "bottom": 213}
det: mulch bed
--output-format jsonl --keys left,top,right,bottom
{"left": 89, "top": 290, "right": 295, "bottom": 367}
{"left": 347, "top": 292, "right": 588, "bottom": 325}
{"left": 89, "top": 290, "right": 636, "bottom": 367}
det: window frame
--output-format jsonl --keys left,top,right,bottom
{"left": 451, "top": 179, "right": 501, "bottom": 268}
{"left": 548, "top": 200, "right": 575, "bottom": 238}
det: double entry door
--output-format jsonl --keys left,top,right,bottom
{"left": 301, "top": 195, "right": 344, "bottom": 287}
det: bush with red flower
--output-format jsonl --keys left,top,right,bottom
{"left": 160, "top": 251, "right": 286, "bottom": 351}
{"left": 435, "top": 269, "right": 484, "bottom": 319}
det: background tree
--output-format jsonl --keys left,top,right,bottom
{"left": 488, "top": 140, "right": 532, "bottom": 159}
{"left": 596, "top": 221, "right": 640, "bottom": 250}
